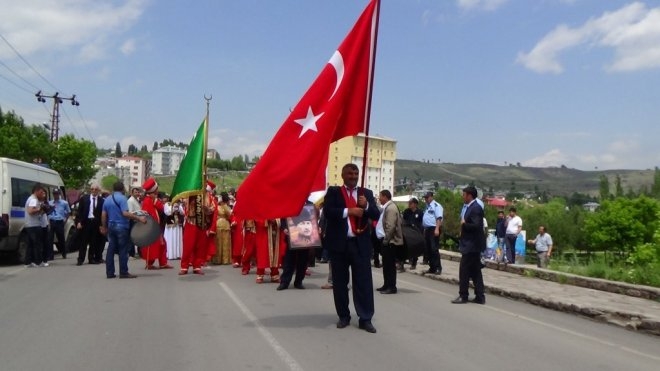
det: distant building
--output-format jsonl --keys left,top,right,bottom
{"left": 583, "top": 202, "right": 600, "bottom": 212}
{"left": 327, "top": 134, "right": 396, "bottom": 192}
{"left": 116, "top": 156, "right": 149, "bottom": 189}
{"left": 152, "top": 146, "right": 186, "bottom": 175}
{"left": 207, "top": 149, "right": 220, "bottom": 160}
{"left": 89, "top": 156, "right": 149, "bottom": 191}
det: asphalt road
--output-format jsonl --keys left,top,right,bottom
{"left": 0, "top": 255, "right": 658, "bottom": 371}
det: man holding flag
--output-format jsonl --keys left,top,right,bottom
{"left": 170, "top": 118, "right": 216, "bottom": 276}
{"left": 232, "top": 0, "right": 381, "bottom": 331}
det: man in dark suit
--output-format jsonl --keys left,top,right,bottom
{"left": 324, "top": 163, "right": 381, "bottom": 333}
{"left": 76, "top": 184, "right": 105, "bottom": 265}
{"left": 452, "top": 186, "right": 486, "bottom": 304}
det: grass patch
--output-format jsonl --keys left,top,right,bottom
{"left": 550, "top": 256, "right": 660, "bottom": 287}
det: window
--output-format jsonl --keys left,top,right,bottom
{"left": 11, "top": 178, "right": 57, "bottom": 207}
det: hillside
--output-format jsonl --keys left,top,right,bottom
{"left": 395, "top": 160, "right": 655, "bottom": 196}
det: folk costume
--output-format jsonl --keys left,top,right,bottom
{"left": 240, "top": 219, "right": 260, "bottom": 275}
{"left": 164, "top": 202, "right": 184, "bottom": 259}
{"left": 229, "top": 213, "right": 244, "bottom": 268}
{"left": 179, "top": 181, "right": 217, "bottom": 275}
{"left": 140, "top": 178, "right": 172, "bottom": 270}
{"left": 211, "top": 201, "right": 232, "bottom": 265}
{"left": 255, "top": 219, "right": 285, "bottom": 283}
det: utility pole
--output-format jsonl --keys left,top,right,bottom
{"left": 35, "top": 91, "right": 80, "bottom": 142}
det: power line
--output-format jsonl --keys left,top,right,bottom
{"left": 59, "top": 104, "right": 82, "bottom": 138}
{"left": 75, "top": 106, "right": 96, "bottom": 145}
{"left": 0, "top": 33, "right": 59, "bottom": 92}
{"left": 0, "top": 59, "right": 40, "bottom": 91}
{"left": 0, "top": 70, "right": 34, "bottom": 94}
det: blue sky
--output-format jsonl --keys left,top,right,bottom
{"left": 1, "top": 0, "right": 659, "bottom": 170}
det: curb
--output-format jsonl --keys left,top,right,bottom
{"left": 439, "top": 250, "right": 660, "bottom": 301}
{"left": 407, "top": 269, "right": 660, "bottom": 336}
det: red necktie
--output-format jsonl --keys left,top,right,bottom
{"left": 346, "top": 188, "right": 358, "bottom": 233}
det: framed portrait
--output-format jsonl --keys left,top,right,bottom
{"left": 286, "top": 204, "right": 322, "bottom": 249}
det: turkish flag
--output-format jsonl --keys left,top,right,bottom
{"left": 233, "top": 0, "right": 379, "bottom": 220}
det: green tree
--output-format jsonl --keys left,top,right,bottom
{"left": 127, "top": 144, "right": 137, "bottom": 155}
{"left": 152, "top": 141, "right": 159, "bottom": 151}
{"left": 115, "top": 142, "right": 122, "bottom": 157}
{"left": 101, "top": 174, "right": 119, "bottom": 191}
{"left": 652, "top": 167, "right": 660, "bottom": 198}
{"left": 50, "top": 135, "right": 98, "bottom": 190}
{"left": 614, "top": 174, "right": 624, "bottom": 198}
{"left": 0, "top": 109, "right": 53, "bottom": 162}
{"left": 599, "top": 175, "right": 610, "bottom": 201}
{"left": 230, "top": 155, "right": 246, "bottom": 170}
{"left": 582, "top": 196, "right": 659, "bottom": 259}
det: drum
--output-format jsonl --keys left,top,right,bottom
{"left": 130, "top": 211, "right": 161, "bottom": 247}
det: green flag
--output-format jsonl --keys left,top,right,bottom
{"left": 171, "top": 119, "right": 207, "bottom": 203}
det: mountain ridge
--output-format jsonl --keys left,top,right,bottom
{"left": 394, "top": 159, "right": 655, "bottom": 196}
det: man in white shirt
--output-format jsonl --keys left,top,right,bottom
{"left": 126, "top": 187, "right": 142, "bottom": 258}
{"left": 528, "top": 225, "right": 553, "bottom": 268}
{"left": 24, "top": 183, "right": 47, "bottom": 267}
{"left": 504, "top": 207, "right": 522, "bottom": 264}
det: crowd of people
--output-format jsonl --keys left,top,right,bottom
{"left": 24, "top": 162, "right": 554, "bottom": 333}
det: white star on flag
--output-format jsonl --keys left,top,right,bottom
{"left": 294, "top": 106, "right": 324, "bottom": 138}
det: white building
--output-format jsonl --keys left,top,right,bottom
{"left": 152, "top": 146, "right": 186, "bottom": 175}
{"left": 116, "top": 156, "right": 149, "bottom": 189}
{"left": 327, "top": 134, "right": 396, "bottom": 192}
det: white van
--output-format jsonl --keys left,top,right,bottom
{"left": 0, "top": 157, "right": 76, "bottom": 262}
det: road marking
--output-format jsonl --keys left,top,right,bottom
{"left": 219, "top": 282, "right": 305, "bottom": 371}
{"left": 397, "top": 277, "right": 660, "bottom": 362}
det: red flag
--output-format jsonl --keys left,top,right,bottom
{"left": 233, "top": 0, "right": 379, "bottom": 220}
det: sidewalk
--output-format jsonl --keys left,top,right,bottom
{"left": 405, "top": 251, "right": 660, "bottom": 336}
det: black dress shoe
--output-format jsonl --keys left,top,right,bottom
{"left": 276, "top": 283, "right": 288, "bottom": 291}
{"left": 107, "top": 275, "right": 116, "bottom": 279}
{"left": 293, "top": 283, "right": 305, "bottom": 289}
{"left": 358, "top": 321, "right": 377, "bottom": 333}
{"left": 376, "top": 286, "right": 387, "bottom": 291}
{"left": 380, "top": 288, "right": 397, "bottom": 294}
{"left": 119, "top": 273, "right": 137, "bottom": 279}
{"left": 451, "top": 296, "right": 468, "bottom": 304}
{"left": 336, "top": 319, "right": 350, "bottom": 329}
{"left": 424, "top": 269, "right": 438, "bottom": 274}
{"left": 470, "top": 297, "right": 486, "bottom": 305}
{"left": 76, "top": 261, "right": 83, "bottom": 266}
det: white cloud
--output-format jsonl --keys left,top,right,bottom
{"left": 523, "top": 149, "right": 570, "bottom": 167}
{"left": 517, "top": 2, "right": 660, "bottom": 73}
{"left": 0, "top": 0, "right": 148, "bottom": 61}
{"left": 120, "top": 39, "right": 137, "bottom": 55}
{"left": 608, "top": 138, "right": 638, "bottom": 153}
{"left": 207, "top": 129, "right": 267, "bottom": 159}
{"left": 457, "top": 0, "right": 509, "bottom": 12}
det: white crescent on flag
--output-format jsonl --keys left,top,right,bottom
{"left": 328, "top": 50, "right": 344, "bottom": 101}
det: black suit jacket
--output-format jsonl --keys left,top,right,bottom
{"left": 323, "top": 186, "right": 380, "bottom": 253}
{"left": 75, "top": 194, "right": 104, "bottom": 226}
{"left": 459, "top": 201, "right": 485, "bottom": 254}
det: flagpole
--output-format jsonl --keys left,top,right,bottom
{"left": 203, "top": 94, "right": 212, "bottom": 186}
{"left": 359, "top": 0, "right": 381, "bottom": 189}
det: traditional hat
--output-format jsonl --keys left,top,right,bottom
{"left": 142, "top": 177, "right": 158, "bottom": 194}
{"left": 206, "top": 180, "right": 216, "bottom": 192}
